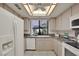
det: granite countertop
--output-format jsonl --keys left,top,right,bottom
{"left": 27, "top": 35, "right": 52, "bottom": 38}
{"left": 24, "top": 34, "right": 54, "bottom": 38}
{"left": 24, "top": 34, "right": 65, "bottom": 42}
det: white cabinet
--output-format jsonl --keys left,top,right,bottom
{"left": 53, "top": 38, "right": 64, "bottom": 56}
{"left": 56, "top": 16, "right": 62, "bottom": 30}
{"left": 57, "top": 41, "right": 64, "bottom": 56}
{"left": 24, "top": 19, "right": 30, "bottom": 34}
{"left": 53, "top": 39, "right": 58, "bottom": 55}
{"left": 48, "top": 19, "right": 56, "bottom": 34}
{"left": 61, "top": 8, "right": 71, "bottom": 30}
{"left": 36, "top": 38, "right": 54, "bottom": 51}
{"left": 25, "top": 38, "right": 35, "bottom": 50}
{"left": 56, "top": 8, "right": 71, "bottom": 30}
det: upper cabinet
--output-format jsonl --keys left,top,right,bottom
{"left": 61, "top": 8, "right": 71, "bottom": 30}
{"left": 56, "top": 16, "right": 62, "bottom": 30}
{"left": 55, "top": 4, "right": 79, "bottom": 31}
{"left": 48, "top": 18, "right": 56, "bottom": 34}
{"left": 24, "top": 19, "right": 30, "bottom": 34}
{"left": 56, "top": 8, "right": 71, "bottom": 30}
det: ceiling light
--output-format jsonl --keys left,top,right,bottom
{"left": 23, "top": 3, "right": 56, "bottom": 16}
{"left": 47, "top": 4, "right": 56, "bottom": 16}
{"left": 24, "top": 5, "right": 32, "bottom": 16}
{"left": 33, "top": 9, "right": 46, "bottom": 16}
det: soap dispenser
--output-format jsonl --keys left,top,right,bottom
{"left": 64, "top": 32, "right": 69, "bottom": 39}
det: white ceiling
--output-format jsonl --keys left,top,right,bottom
{"left": 6, "top": 3, "right": 74, "bottom": 18}
{"left": 6, "top": 3, "right": 29, "bottom": 17}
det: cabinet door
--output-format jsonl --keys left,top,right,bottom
{"left": 61, "top": 8, "right": 71, "bottom": 30}
{"left": 56, "top": 16, "right": 62, "bottom": 30}
{"left": 49, "top": 19, "right": 55, "bottom": 34}
{"left": 24, "top": 19, "right": 30, "bottom": 34}
{"left": 36, "top": 38, "right": 53, "bottom": 51}
{"left": 53, "top": 39, "right": 58, "bottom": 55}
{"left": 25, "top": 38, "right": 35, "bottom": 49}
{"left": 53, "top": 39, "right": 64, "bottom": 56}
{"left": 57, "top": 41, "right": 63, "bottom": 56}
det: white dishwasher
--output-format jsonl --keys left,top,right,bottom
{"left": 25, "top": 38, "right": 35, "bottom": 50}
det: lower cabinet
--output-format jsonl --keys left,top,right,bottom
{"left": 25, "top": 38, "right": 35, "bottom": 50}
{"left": 53, "top": 39, "right": 58, "bottom": 55}
{"left": 36, "top": 38, "right": 54, "bottom": 51}
{"left": 53, "top": 39, "right": 64, "bottom": 56}
{"left": 25, "top": 37, "right": 63, "bottom": 56}
{"left": 57, "top": 41, "right": 64, "bottom": 56}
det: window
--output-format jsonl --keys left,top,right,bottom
{"left": 31, "top": 20, "right": 48, "bottom": 35}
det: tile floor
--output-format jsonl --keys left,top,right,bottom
{"left": 25, "top": 51, "right": 56, "bottom": 56}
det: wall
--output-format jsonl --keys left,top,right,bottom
{"left": 55, "top": 4, "right": 79, "bottom": 37}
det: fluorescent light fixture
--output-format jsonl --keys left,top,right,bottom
{"left": 28, "top": 5, "right": 34, "bottom": 12}
{"left": 47, "top": 5, "right": 56, "bottom": 16}
{"left": 23, "top": 3, "right": 56, "bottom": 16}
{"left": 24, "top": 5, "right": 32, "bottom": 15}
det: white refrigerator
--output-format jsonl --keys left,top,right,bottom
{"left": 0, "top": 7, "right": 24, "bottom": 56}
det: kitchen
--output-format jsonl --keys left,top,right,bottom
{"left": 0, "top": 3, "right": 79, "bottom": 56}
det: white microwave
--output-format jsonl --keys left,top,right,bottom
{"left": 70, "top": 14, "right": 79, "bottom": 29}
